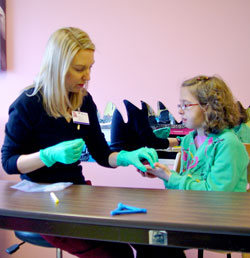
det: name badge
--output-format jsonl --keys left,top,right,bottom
{"left": 72, "top": 111, "right": 90, "bottom": 125}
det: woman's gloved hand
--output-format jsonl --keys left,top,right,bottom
{"left": 117, "top": 147, "right": 158, "bottom": 172}
{"left": 40, "top": 138, "right": 85, "bottom": 167}
{"left": 153, "top": 127, "right": 171, "bottom": 139}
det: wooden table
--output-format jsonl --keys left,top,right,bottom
{"left": 0, "top": 180, "right": 250, "bottom": 252}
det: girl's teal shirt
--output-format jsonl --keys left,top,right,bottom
{"left": 165, "top": 129, "right": 249, "bottom": 192}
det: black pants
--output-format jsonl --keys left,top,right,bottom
{"left": 133, "top": 244, "right": 186, "bottom": 258}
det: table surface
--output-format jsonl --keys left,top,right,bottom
{"left": 0, "top": 180, "right": 250, "bottom": 251}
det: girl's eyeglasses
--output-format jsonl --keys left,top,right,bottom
{"left": 177, "top": 103, "right": 199, "bottom": 111}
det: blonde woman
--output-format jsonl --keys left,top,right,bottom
{"left": 1, "top": 27, "right": 159, "bottom": 258}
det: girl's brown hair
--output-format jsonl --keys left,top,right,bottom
{"left": 237, "top": 101, "right": 250, "bottom": 124}
{"left": 182, "top": 75, "right": 240, "bottom": 134}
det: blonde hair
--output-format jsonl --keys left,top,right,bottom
{"left": 182, "top": 75, "right": 240, "bottom": 134}
{"left": 30, "top": 27, "right": 95, "bottom": 119}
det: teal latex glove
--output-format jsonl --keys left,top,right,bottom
{"left": 153, "top": 127, "right": 171, "bottom": 139}
{"left": 40, "top": 138, "right": 85, "bottom": 167}
{"left": 117, "top": 147, "right": 158, "bottom": 172}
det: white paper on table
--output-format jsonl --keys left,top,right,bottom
{"left": 11, "top": 180, "right": 73, "bottom": 192}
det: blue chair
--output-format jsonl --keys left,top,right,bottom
{"left": 6, "top": 231, "right": 62, "bottom": 258}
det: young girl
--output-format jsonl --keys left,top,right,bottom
{"left": 140, "top": 75, "right": 249, "bottom": 192}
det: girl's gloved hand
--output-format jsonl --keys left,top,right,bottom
{"left": 40, "top": 138, "right": 85, "bottom": 167}
{"left": 117, "top": 147, "right": 158, "bottom": 172}
{"left": 153, "top": 127, "right": 171, "bottom": 139}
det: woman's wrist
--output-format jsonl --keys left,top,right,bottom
{"left": 168, "top": 138, "right": 178, "bottom": 147}
{"left": 17, "top": 152, "right": 45, "bottom": 174}
{"left": 108, "top": 152, "right": 119, "bottom": 167}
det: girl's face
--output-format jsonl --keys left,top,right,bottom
{"left": 65, "top": 49, "right": 95, "bottom": 93}
{"left": 178, "top": 86, "right": 206, "bottom": 134}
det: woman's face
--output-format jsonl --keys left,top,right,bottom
{"left": 178, "top": 86, "right": 206, "bottom": 133}
{"left": 65, "top": 49, "right": 95, "bottom": 93}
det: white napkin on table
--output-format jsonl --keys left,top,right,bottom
{"left": 11, "top": 180, "right": 73, "bottom": 192}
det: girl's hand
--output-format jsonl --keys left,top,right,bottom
{"left": 137, "top": 165, "right": 158, "bottom": 178}
{"left": 137, "top": 162, "right": 172, "bottom": 181}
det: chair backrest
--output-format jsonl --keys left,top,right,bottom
{"left": 243, "top": 143, "right": 250, "bottom": 192}
{"left": 173, "top": 151, "right": 181, "bottom": 173}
